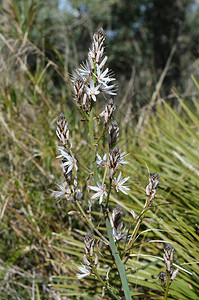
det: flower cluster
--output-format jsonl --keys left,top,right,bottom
{"left": 72, "top": 28, "right": 116, "bottom": 113}
{"left": 110, "top": 206, "right": 127, "bottom": 241}
{"left": 76, "top": 232, "right": 98, "bottom": 280}
{"left": 158, "top": 243, "right": 179, "bottom": 288}
{"left": 146, "top": 172, "right": 159, "bottom": 199}
{"left": 146, "top": 172, "right": 159, "bottom": 206}
{"left": 52, "top": 113, "right": 82, "bottom": 202}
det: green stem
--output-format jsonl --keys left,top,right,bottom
{"left": 105, "top": 217, "right": 132, "bottom": 300}
{"left": 75, "top": 200, "right": 109, "bottom": 245}
{"left": 89, "top": 101, "right": 99, "bottom": 183}
{"left": 105, "top": 178, "right": 112, "bottom": 208}
{"left": 92, "top": 267, "right": 120, "bottom": 300}
{"left": 127, "top": 197, "right": 151, "bottom": 249}
{"left": 96, "top": 126, "right": 107, "bottom": 145}
{"left": 164, "top": 275, "right": 170, "bottom": 300}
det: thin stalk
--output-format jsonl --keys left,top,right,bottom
{"left": 96, "top": 126, "right": 107, "bottom": 145}
{"left": 105, "top": 216, "right": 132, "bottom": 300}
{"left": 127, "top": 197, "right": 151, "bottom": 249}
{"left": 92, "top": 267, "right": 120, "bottom": 300}
{"left": 75, "top": 200, "right": 109, "bottom": 245}
{"left": 164, "top": 275, "right": 170, "bottom": 300}
{"left": 102, "top": 163, "right": 109, "bottom": 185}
{"left": 105, "top": 178, "right": 112, "bottom": 208}
{"left": 89, "top": 100, "right": 99, "bottom": 183}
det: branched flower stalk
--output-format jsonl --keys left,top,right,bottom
{"left": 52, "top": 28, "right": 168, "bottom": 299}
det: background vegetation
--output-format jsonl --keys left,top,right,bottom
{"left": 0, "top": 0, "right": 199, "bottom": 299}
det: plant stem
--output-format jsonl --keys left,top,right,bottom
{"left": 96, "top": 126, "right": 107, "bottom": 145}
{"left": 105, "top": 178, "right": 112, "bottom": 208}
{"left": 127, "top": 197, "right": 151, "bottom": 248}
{"left": 92, "top": 267, "right": 121, "bottom": 300}
{"left": 75, "top": 200, "right": 109, "bottom": 245}
{"left": 164, "top": 275, "right": 170, "bottom": 300}
{"left": 89, "top": 100, "right": 99, "bottom": 183}
{"left": 105, "top": 216, "right": 132, "bottom": 300}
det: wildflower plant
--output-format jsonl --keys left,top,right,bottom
{"left": 53, "top": 28, "right": 165, "bottom": 299}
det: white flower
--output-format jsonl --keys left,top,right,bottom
{"left": 119, "top": 152, "right": 129, "bottom": 166}
{"left": 96, "top": 65, "right": 116, "bottom": 85}
{"left": 101, "top": 83, "right": 117, "bottom": 96}
{"left": 52, "top": 183, "right": 67, "bottom": 202}
{"left": 112, "top": 223, "right": 127, "bottom": 242}
{"left": 88, "top": 182, "right": 107, "bottom": 204}
{"left": 85, "top": 80, "right": 100, "bottom": 102}
{"left": 114, "top": 172, "right": 130, "bottom": 195}
{"left": 99, "top": 56, "right": 108, "bottom": 69}
{"left": 57, "top": 146, "right": 77, "bottom": 174}
{"left": 76, "top": 264, "right": 92, "bottom": 279}
{"left": 77, "top": 61, "right": 92, "bottom": 77}
{"left": 96, "top": 153, "right": 107, "bottom": 167}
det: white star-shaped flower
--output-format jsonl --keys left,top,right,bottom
{"left": 88, "top": 182, "right": 107, "bottom": 204}
{"left": 114, "top": 171, "right": 130, "bottom": 195}
{"left": 101, "top": 83, "right": 117, "bottom": 96}
{"left": 52, "top": 183, "right": 67, "bottom": 202}
{"left": 77, "top": 61, "right": 92, "bottom": 77}
{"left": 57, "top": 146, "right": 77, "bottom": 174}
{"left": 119, "top": 152, "right": 129, "bottom": 166}
{"left": 76, "top": 264, "right": 92, "bottom": 279}
{"left": 96, "top": 153, "right": 107, "bottom": 167}
{"left": 96, "top": 65, "right": 116, "bottom": 85}
{"left": 85, "top": 80, "right": 100, "bottom": 102}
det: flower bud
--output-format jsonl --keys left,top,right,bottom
{"left": 84, "top": 232, "right": 95, "bottom": 256}
{"left": 157, "top": 271, "right": 167, "bottom": 286}
{"left": 163, "top": 243, "right": 174, "bottom": 272}
{"left": 56, "top": 113, "right": 69, "bottom": 145}
{"left": 146, "top": 172, "right": 159, "bottom": 199}
{"left": 108, "top": 121, "right": 119, "bottom": 147}
{"left": 109, "top": 147, "right": 120, "bottom": 178}
{"left": 112, "top": 205, "right": 123, "bottom": 228}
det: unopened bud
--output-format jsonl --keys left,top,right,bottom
{"left": 163, "top": 243, "right": 174, "bottom": 272}
{"left": 74, "top": 77, "right": 85, "bottom": 102}
{"left": 56, "top": 113, "right": 69, "bottom": 145}
{"left": 112, "top": 205, "right": 123, "bottom": 228}
{"left": 94, "top": 254, "right": 98, "bottom": 266}
{"left": 108, "top": 121, "right": 119, "bottom": 147}
{"left": 158, "top": 271, "right": 167, "bottom": 286}
{"left": 170, "top": 268, "right": 179, "bottom": 281}
{"left": 67, "top": 210, "right": 80, "bottom": 215}
{"left": 104, "top": 99, "right": 116, "bottom": 124}
{"left": 84, "top": 232, "right": 95, "bottom": 256}
{"left": 109, "top": 147, "right": 121, "bottom": 179}
{"left": 146, "top": 172, "right": 159, "bottom": 199}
